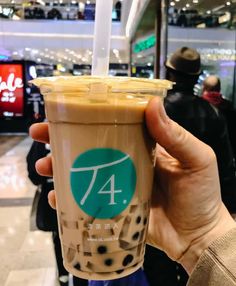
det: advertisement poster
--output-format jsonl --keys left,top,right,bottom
{"left": 0, "top": 63, "right": 24, "bottom": 117}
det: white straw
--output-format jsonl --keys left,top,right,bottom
{"left": 92, "top": 0, "right": 113, "bottom": 76}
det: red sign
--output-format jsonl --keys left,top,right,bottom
{"left": 0, "top": 64, "right": 24, "bottom": 117}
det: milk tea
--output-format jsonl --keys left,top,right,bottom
{"left": 32, "top": 76, "right": 172, "bottom": 280}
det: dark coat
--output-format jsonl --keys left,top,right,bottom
{"left": 27, "top": 141, "right": 57, "bottom": 231}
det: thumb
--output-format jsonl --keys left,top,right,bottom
{"left": 145, "top": 97, "right": 215, "bottom": 167}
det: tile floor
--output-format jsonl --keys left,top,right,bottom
{"left": 0, "top": 136, "right": 62, "bottom": 286}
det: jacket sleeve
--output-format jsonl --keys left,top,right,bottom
{"left": 187, "top": 227, "right": 236, "bottom": 286}
{"left": 26, "top": 141, "right": 48, "bottom": 186}
{"left": 211, "top": 113, "right": 236, "bottom": 214}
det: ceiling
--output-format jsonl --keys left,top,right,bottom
{"left": 9, "top": 47, "right": 128, "bottom": 66}
{"left": 0, "top": 0, "right": 129, "bottom": 68}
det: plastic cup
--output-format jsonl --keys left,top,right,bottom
{"left": 32, "top": 76, "right": 172, "bottom": 280}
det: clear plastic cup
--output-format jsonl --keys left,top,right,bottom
{"left": 32, "top": 76, "right": 173, "bottom": 280}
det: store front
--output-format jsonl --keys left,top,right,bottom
{"left": 0, "top": 61, "right": 41, "bottom": 134}
{"left": 131, "top": 34, "right": 155, "bottom": 78}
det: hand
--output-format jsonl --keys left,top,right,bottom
{"left": 145, "top": 97, "right": 235, "bottom": 273}
{"left": 30, "top": 97, "right": 236, "bottom": 274}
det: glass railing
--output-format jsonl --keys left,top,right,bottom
{"left": 0, "top": 2, "right": 122, "bottom": 21}
{"left": 168, "top": 7, "right": 233, "bottom": 29}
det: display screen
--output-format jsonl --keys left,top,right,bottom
{"left": 0, "top": 63, "right": 24, "bottom": 117}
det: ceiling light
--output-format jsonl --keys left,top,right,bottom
{"left": 182, "top": 7, "right": 187, "bottom": 11}
{"left": 86, "top": 0, "right": 91, "bottom": 4}
{"left": 193, "top": 0, "right": 198, "bottom": 3}
{"left": 113, "top": 49, "right": 119, "bottom": 54}
{"left": 37, "top": 58, "right": 41, "bottom": 62}
{"left": 207, "top": 10, "right": 211, "bottom": 14}
{"left": 37, "top": 0, "right": 45, "bottom": 5}
{"left": 186, "top": 3, "right": 190, "bottom": 7}
{"left": 226, "top": 1, "right": 231, "bottom": 5}
{"left": 170, "top": 1, "right": 175, "bottom": 6}
{"left": 175, "top": 0, "right": 180, "bottom": 2}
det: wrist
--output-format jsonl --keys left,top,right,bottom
{"left": 178, "top": 205, "right": 236, "bottom": 274}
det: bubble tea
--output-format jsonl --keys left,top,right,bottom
{"left": 32, "top": 76, "right": 172, "bottom": 280}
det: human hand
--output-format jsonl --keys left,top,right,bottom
{"left": 145, "top": 97, "right": 235, "bottom": 274}
{"left": 30, "top": 97, "right": 236, "bottom": 274}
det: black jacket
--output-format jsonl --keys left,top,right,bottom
{"left": 27, "top": 141, "right": 57, "bottom": 231}
{"left": 164, "top": 90, "right": 236, "bottom": 213}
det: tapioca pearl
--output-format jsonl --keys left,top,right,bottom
{"left": 132, "top": 232, "right": 140, "bottom": 240}
{"left": 97, "top": 245, "right": 107, "bottom": 254}
{"left": 104, "top": 258, "right": 113, "bottom": 266}
{"left": 143, "top": 217, "right": 147, "bottom": 225}
{"left": 136, "top": 216, "right": 141, "bottom": 224}
{"left": 74, "top": 263, "right": 81, "bottom": 270}
{"left": 116, "top": 269, "right": 124, "bottom": 274}
{"left": 122, "top": 254, "right": 134, "bottom": 266}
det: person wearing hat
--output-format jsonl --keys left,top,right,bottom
{"left": 143, "top": 47, "right": 236, "bottom": 286}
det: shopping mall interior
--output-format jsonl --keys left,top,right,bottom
{"left": 0, "top": 0, "right": 236, "bottom": 285}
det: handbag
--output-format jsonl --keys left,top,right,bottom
{"left": 30, "top": 181, "right": 58, "bottom": 232}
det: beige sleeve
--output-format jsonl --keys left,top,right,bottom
{"left": 187, "top": 228, "right": 236, "bottom": 286}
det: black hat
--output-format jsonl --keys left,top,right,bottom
{"left": 165, "top": 47, "right": 201, "bottom": 75}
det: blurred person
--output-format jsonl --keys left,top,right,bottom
{"left": 145, "top": 47, "right": 236, "bottom": 286}
{"left": 164, "top": 47, "right": 236, "bottom": 214}
{"left": 30, "top": 97, "right": 236, "bottom": 286}
{"left": 202, "top": 75, "right": 236, "bottom": 158}
{"left": 115, "top": 1, "right": 122, "bottom": 21}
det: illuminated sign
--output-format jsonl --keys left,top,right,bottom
{"left": 0, "top": 64, "right": 24, "bottom": 117}
{"left": 133, "top": 35, "right": 156, "bottom": 53}
{"left": 197, "top": 48, "right": 236, "bottom": 62}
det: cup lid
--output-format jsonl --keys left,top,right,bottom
{"left": 30, "top": 76, "right": 173, "bottom": 94}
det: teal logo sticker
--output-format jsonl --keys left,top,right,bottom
{"left": 70, "top": 148, "right": 136, "bottom": 219}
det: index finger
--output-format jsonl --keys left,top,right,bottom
{"left": 29, "top": 122, "right": 49, "bottom": 144}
